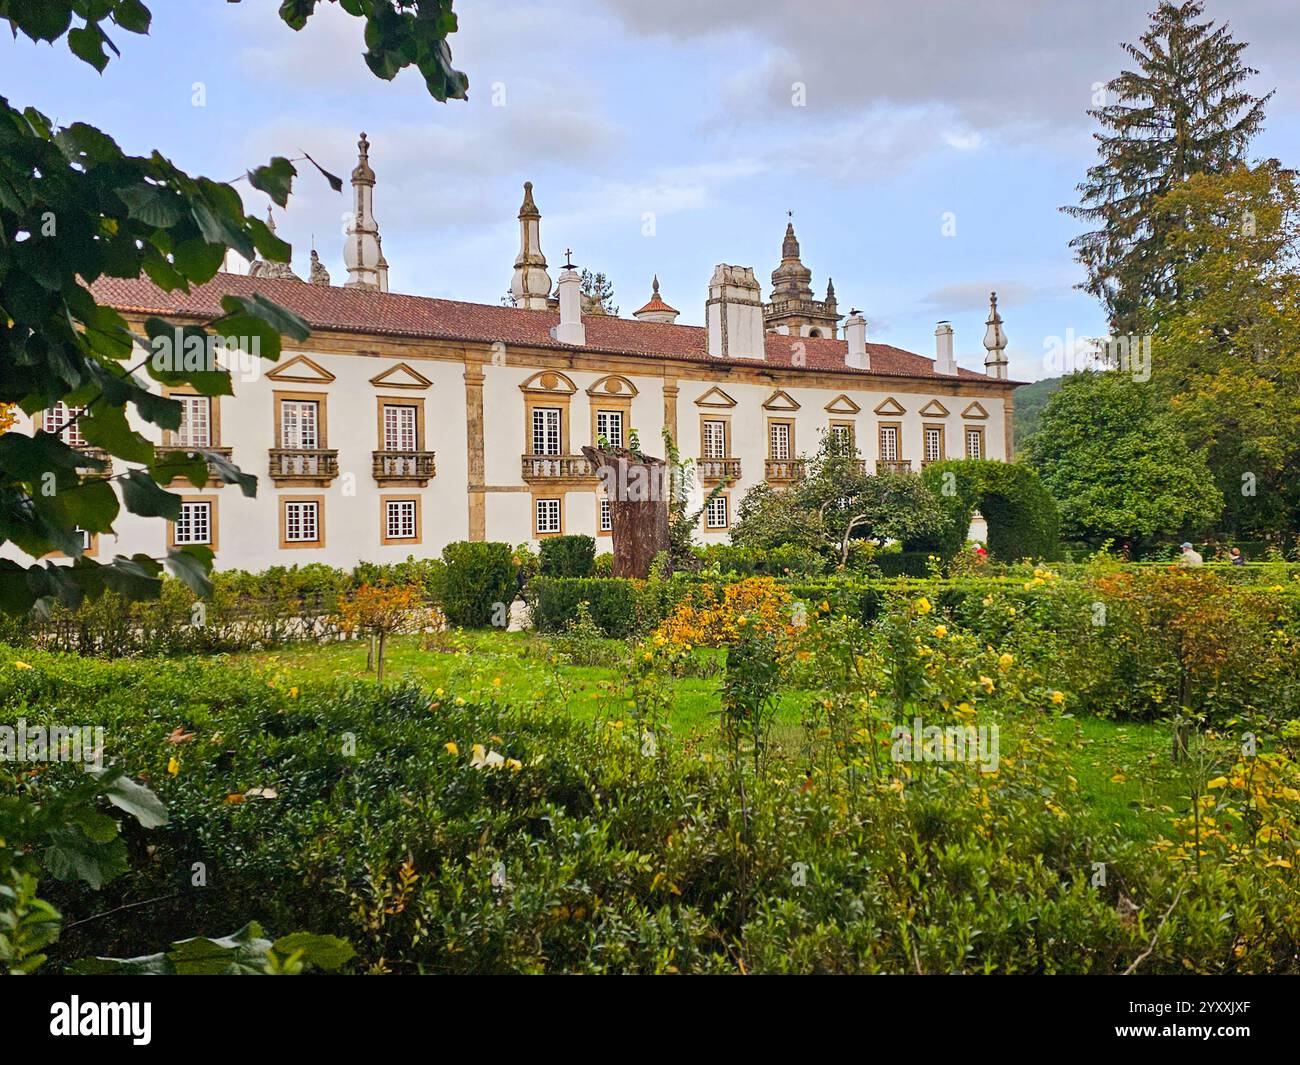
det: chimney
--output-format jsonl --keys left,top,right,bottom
{"left": 934, "top": 321, "right": 958, "bottom": 376}
{"left": 844, "top": 309, "right": 869, "bottom": 369}
{"left": 983, "top": 291, "right": 1008, "bottom": 380}
{"left": 706, "top": 265, "right": 765, "bottom": 360}
{"left": 554, "top": 251, "right": 585, "bottom": 346}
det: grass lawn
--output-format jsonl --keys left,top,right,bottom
{"left": 213, "top": 630, "right": 1228, "bottom": 842}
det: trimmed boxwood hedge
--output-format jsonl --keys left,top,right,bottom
{"left": 912, "top": 459, "right": 1060, "bottom": 561}
{"left": 538, "top": 534, "right": 597, "bottom": 578}
{"left": 527, "top": 577, "right": 643, "bottom": 638}
{"left": 440, "top": 541, "right": 517, "bottom": 628}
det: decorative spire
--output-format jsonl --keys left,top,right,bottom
{"left": 825, "top": 277, "right": 837, "bottom": 308}
{"left": 633, "top": 274, "right": 679, "bottom": 324}
{"left": 782, "top": 220, "right": 800, "bottom": 261}
{"left": 344, "top": 132, "right": 387, "bottom": 291}
{"left": 510, "top": 180, "right": 551, "bottom": 309}
{"left": 983, "top": 291, "right": 1008, "bottom": 379}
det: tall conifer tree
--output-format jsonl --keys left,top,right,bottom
{"left": 1065, "top": 1, "right": 1271, "bottom": 332}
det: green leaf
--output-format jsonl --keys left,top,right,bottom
{"left": 247, "top": 156, "right": 297, "bottom": 208}
{"left": 165, "top": 547, "right": 214, "bottom": 598}
{"left": 273, "top": 932, "right": 355, "bottom": 972}
{"left": 117, "top": 183, "right": 184, "bottom": 228}
{"left": 92, "top": 768, "right": 169, "bottom": 829}
{"left": 120, "top": 469, "right": 181, "bottom": 520}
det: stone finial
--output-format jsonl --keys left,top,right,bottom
{"left": 983, "top": 291, "right": 1008, "bottom": 379}
{"left": 510, "top": 180, "right": 551, "bottom": 309}
{"left": 248, "top": 206, "right": 301, "bottom": 281}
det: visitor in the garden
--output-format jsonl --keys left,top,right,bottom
{"left": 1230, "top": 546, "right": 1246, "bottom": 566}
{"left": 1179, "top": 542, "right": 1204, "bottom": 567}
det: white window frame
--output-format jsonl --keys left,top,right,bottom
{"left": 702, "top": 419, "right": 727, "bottom": 459}
{"left": 595, "top": 409, "right": 624, "bottom": 449}
{"left": 924, "top": 426, "right": 942, "bottom": 463}
{"left": 599, "top": 496, "right": 612, "bottom": 532}
{"left": 532, "top": 407, "right": 561, "bottom": 456}
{"left": 284, "top": 500, "right": 320, "bottom": 543}
{"left": 535, "top": 497, "right": 561, "bottom": 535}
{"left": 383, "top": 404, "right": 418, "bottom": 452}
{"left": 174, "top": 501, "right": 212, "bottom": 546}
{"left": 280, "top": 399, "right": 319, "bottom": 450}
{"left": 176, "top": 395, "right": 212, "bottom": 448}
{"left": 769, "top": 422, "right": 791, "bottom": 461}
{"left": 44, "top": 403, "right": 88, "bottom": 448}
{"left": 879, "top": 426, "right": 899, "bottom": 462}
{"left": 705, "top": 494, "right": 728, "bottom": 530}
{"left": 965, "top": 428, "right": 983, "bottom": 459}
{"left": 385, "top": 498, "right": 418, "bottom": 540}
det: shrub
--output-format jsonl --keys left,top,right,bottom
{"left": 440, "top": 542, "right": 517, "bottom": 628}
{"left": 538, "top": 534, "right": 596, "bottom": 578}
{"left": 528, "top": 577, "right": 641, "bottom": 638}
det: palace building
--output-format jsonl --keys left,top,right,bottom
{"left": 43, "top": 134, "right": 1019, "bottom": 570}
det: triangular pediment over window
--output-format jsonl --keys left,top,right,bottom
{"left": 918, "top": 399, "right": 950, "bottom": 417}
{"left": 267, "top": 354, "right": 336, "bottom": 384}
{"left": 762, "top": 389, "right": 801, "bottom": 412}
{"left": 824, "top": 394, "right": 862, "bottom": 415}
{"left": 694, "top": 386, "right": 737, "bottom": 408}
{"left": 370, "top": 362, "right": 432, "bottom": 390}
{"left": 961, "top": 401, "right": 990, "bottom": 419}
{"left": 873, "top": 396, "right": 907, "bottom": 415}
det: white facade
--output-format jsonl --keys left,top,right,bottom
{"left": 15, "top": 135, "right": 1019, "bottom": 572}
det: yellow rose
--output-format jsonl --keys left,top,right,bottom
{"left": 1050, "top": 690, "right": 1065, "bottom": 706}
{"left": 916, "top": 597, "right": 932, "bottom": 615}
{"left": 445, "top": 741, "right": 459, "bottom": 755}
{"left": 997, "top": 652, "right": 1014, "bottom": 672}
{"left": 933, "top": 625, "right": 947, "bottom": 638}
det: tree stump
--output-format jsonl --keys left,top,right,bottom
{"left": 581, "top": 446, "right": 670, "bottom": 579}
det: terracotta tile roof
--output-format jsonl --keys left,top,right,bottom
{"left": 633, "top": 293, "right": 680, "bottom": 317}
{"left": 89, "top": 273, "right": 1004, "bottom": 384}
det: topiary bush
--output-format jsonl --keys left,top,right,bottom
{"left": 914, "top": 459, "right": 1060, "bottom": 561}
{"left": 538, "top": 534, "right": 596, "bottom": 578}
{"left": 440, "top": 541, "right": 517, "bottom": 628}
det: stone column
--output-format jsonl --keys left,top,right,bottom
{"left": 465, "top": 359, "right": 486, "bottom": 540}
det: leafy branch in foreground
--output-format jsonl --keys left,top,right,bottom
{"left": 0, "top": 1, "right": 466, "bottom": 614}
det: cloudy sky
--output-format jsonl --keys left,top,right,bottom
{"left": 4, "top": 0, "right": 1297, "bottom": 379}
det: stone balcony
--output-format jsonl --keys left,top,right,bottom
{"left": 373, "top": 450, "right": 436, "bottom": 485}
{"left": 697, "top": 457, "right": 741, "bottom": 483}
{"left": 269, "top": 447, "right": 339, "bottom": 486}
{"left": 764, "top": 458, "right": 806, "bottom": 483}
{"left": 520, "top": 454, "right": 596, "bottom": 482}
{"left": 876, "top": 459, "right": 913, "bottom": 474}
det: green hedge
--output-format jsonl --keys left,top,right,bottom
{"left": 527, "top": 577, "right": 643, "bottom": 638}
{"left": 913, "top": 459, "right": 1060, "bottom": 561}
{"left": 538, "top": 534, "right": 596, "bottom": 578}
{"left": 440, "top": 541, "right": 518, "bottom": 628}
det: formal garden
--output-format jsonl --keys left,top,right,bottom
{"left": 5, "top": 523, "right": 1300, "bottom": 974}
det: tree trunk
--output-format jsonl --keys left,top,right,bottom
{"left": 581, "top": 446, "right": 670, "bottom": 579}
{"left": 377, "top": 630, "right": 387, "bottom": 685}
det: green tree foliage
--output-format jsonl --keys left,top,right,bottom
{"left": 1064, "top": 1, "right": 1271, "bottom": 331}
{"left": 0, "top": 1, "right": 466, "bottom": 614}
{"left": 732, "top": 432, "right": 950, "bottom": 562}
{"left": 440, "top": 541, "right": 516, "bottom": 628}
{"left": 1027, "top": 371, "right": 1222, "bottom": 547}
{"left": 578, "top": 269, "right": 618, "bottom": 315}
{"left": 1140, "top": 161, "right": 1300, "bottom": 538}
{"left": 915, "top": 458, "right": 1060, "bottom": 561}
{"left": 538, "top": 534, "right": 596, "bottom": 578}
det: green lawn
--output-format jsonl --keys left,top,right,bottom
{"left": 214, "top": 630, "right": 1225, "bottom": 841}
